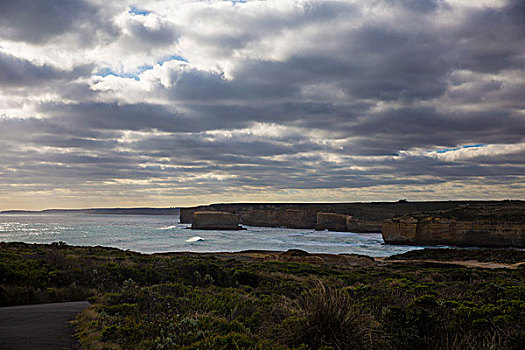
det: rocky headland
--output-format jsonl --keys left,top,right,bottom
{"left": 180, "top": 201, "right": 438, "bottom": 232}
{"left": 1, "top": 207, "right": 180, "bottom": 215}
{"left": 181, "top": 201, "right": 525, "bottom": 247}
{"left": 383, "top": 204, "right": 525, "bottom": 247}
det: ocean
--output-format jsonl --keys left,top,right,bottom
{"left": 0, "top": 213, "right": 428, "bottom": 257}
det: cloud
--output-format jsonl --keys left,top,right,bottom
{"left": 0, "top": 0, "right": 119, "bottom": 45}
{"left": 0, "top": 0, "right": 524, "bottom": 209}
{"left": 0, "top": 51, "right": 93, "bottom": 87}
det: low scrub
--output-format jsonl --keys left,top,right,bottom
{"left": 1, "top": 242, "right": 524, "bottom": 349}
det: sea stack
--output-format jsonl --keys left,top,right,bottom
{"left": 191, "top": 211, "right": 243, "bottom": 230}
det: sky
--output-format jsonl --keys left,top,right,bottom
{"left": 0, "top": 0, "right": 524, "bottom": 210}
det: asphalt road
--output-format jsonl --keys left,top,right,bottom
{"left": 0, "top": 301, "right": 90, "bottom": 350}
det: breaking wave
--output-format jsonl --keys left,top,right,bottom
{"left": 186, "top": 236, "right": 204, "bottom": 243}
{"left": 159, "top": 225, "right": 178, "bottom": 230}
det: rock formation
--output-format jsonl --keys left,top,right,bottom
{"left": 383, "top": 216, "right": 525, "bottom": 247}
{"left": 354, "top": 220, "right": 383, "bottom": 233}
{"left": 316, "top": 212, "right": 349, "bottom": 231}
{"left": 180, "top": 204, "right": 389, "bottom": 232}
{"left": 382, "top": 217, "right": 418, "bottom": 242}
{"left": 191, "top": 211, "right": 243, "bottom": 230}
{"left": 346, "top": 216, "right": 359, "bottom": 231}
{"left": 237, "top": 208, "right": 317, "bottom": 228}
{"left": 180, "top": 201, "right": 525, "bottom": 243}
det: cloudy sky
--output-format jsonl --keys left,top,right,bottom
{"left": 0, "top": 0, "right": 524, "bottom": 210}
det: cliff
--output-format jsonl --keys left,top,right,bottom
{"left": 316, "top": 212, "right": 349, "bottom": 231}
{"left": 180, "top": 201, "right": 525, "bottom": 246}
{"left": 383, "top": 216, "right": 525, "bottom": 247}
{"left": 191, "top": 211, "right": 243, "bottom": 230}
{"left": 181, "top": 201, "right": 523, "bottom": 233}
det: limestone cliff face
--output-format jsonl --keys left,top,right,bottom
{"left": 354, "top": 220, "right": 383, "bottom": 233}
{"left": 346, "top": 216, "right": 358, "bottom": 232}
{"left": 182, "top": 207, "right": 316, "bottom": 228}
{"left": 191, "top": 211, "right": 243, "bottom": 230}
{"left": 180, "top": 208, "right": 196, "bottom": 224}
{"left": 316, "top": 212, "right": 349, "bottom": 231}
{"left": 382, "top": 217, "right": 418, "bottom": 243}
{"left": 238, "top": 209, "right": 285, "bottom": 227}
{"left": 180, "top": 201, "right": 525, "bottom": 238}
{"left": 237, "top": 208, "right": 317, "bottom": 228}
{"left": 284, "top": 209, "right": 314, "bottom": 228}
{"left": 383, "top": 217, "right": 525, "bottom": 247}
{"left": 181, "top": 206, "right": 381, "bottom": 232}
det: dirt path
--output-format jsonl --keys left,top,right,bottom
{"left": 0, "top": 301, "right": 89, "bottom": 350}
{"left": 375, "top": 257, "right": 525, "bottom": 269}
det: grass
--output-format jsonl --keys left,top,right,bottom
{"left": 282, "top": 280, "right": 379, "bottom": 349}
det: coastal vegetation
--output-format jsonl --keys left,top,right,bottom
{"left": 1, "top": 242, "right": 524, "bottom": 349}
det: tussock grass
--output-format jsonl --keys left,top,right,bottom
{"left": 283, "top": 280, "right": 378, "bottom": 350}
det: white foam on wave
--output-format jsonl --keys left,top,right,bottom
{"left": 186, "top": 236, "right": 204, "bottom": 243}
{"left": 159, "top": 225, "right": 178, "bottom": 230}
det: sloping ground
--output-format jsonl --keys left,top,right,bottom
{"left": 378, "top": 258, "right": 525, "bottom": 269}
{"left": 381, "top": 248, "right": 525, "bottom": 269}
{"left": 0, "top": 301, "right": 89, "bottom": 350}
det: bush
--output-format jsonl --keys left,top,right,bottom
{"left": 283, "top": 280, "right": 376, "bottom": 349}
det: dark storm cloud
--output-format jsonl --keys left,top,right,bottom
{"left": 118, "top": 16, "right": 180, "bottom": 52}
{"left": 393, "top": 0, "right": 444, "bottom": 13}
{"left": 126, "top": 20, "right": 178, "bottom": 46}
{"left": 0, "top": 0, "right": 118, "bottom": 45}
{"left": 453, "top": 0, "right": 525, "bottom": 73}
{"left": 346, "top": 107, "right": 525, "bottom": 154}
{"left": 39, "top": 102, "right": 187, "bottom": 132}
{"left": 0, "top": 117, "right": 119, "bottom": 142}
{"left": 130, "top": 132, "right": 329, "bottom": 159}
{"left": 165, "top": 64, "right": 301, "bottom": 102}
{"left": 336, "top": 27, "right": 450, "bottom": 101}
{"left": 37, "top": 100, "right": 357, "bottom": 135}
{"left": 0, "top": 52, "right": 93, "bottom": 87}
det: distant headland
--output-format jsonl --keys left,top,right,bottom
{"left": 0, "top": 207, "right": 180, "bottom": 215}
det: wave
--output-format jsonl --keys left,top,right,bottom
{"left": 186, "top": 236, "right": 204, "bottom": 243}
{"left": 159, "top": 225, "right": 178, "bottom": 230}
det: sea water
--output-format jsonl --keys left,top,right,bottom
{"left": 0, "top": 213, "right": 428, "bottom": 257}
